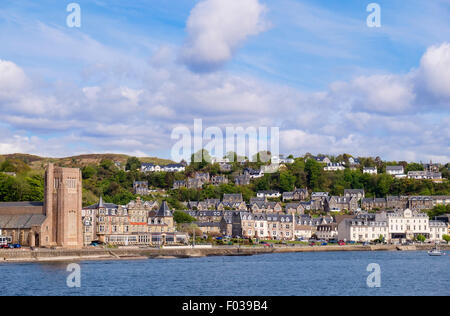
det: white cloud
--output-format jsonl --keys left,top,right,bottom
{"left": 181, "top": 0, "right": 269, "bottom": 72}
{"left": 0, "top": 60, "right": 28, "bottom": 98}
{"left": 419, "top": 42, "right": 450, "bottom": 101}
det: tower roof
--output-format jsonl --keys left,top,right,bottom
{"left": 157, "top": 201, "right": 172, "bottom": 217}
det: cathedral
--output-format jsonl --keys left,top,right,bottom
{"left": 0, "top": 164, "right": 83, "bottom": 248}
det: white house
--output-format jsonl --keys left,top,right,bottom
{"left": 363, "top": 167, "right": 378, "bottom": 175}
{"left": 408, "top": 171, "right": 442, "bottom": 181}
{"left": 324, "top": 163, "right": 345, "bottom": 171}
{"left": 386, "top": 165, "right": 404, "bottom": 176}
{"left": 257, "top": 190, "right": 281, "bottom": 199}
{"left": 338, "top": 216, "right": 389, "bottom": 243}
{"left": 429, "top": 221, "right": 448, "bottom": 242}
{"left": 386, "top": 209, "right": 430, "bottom": 242}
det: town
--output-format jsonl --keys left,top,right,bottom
{"left": 0, "top": 152, "right": 449, "bottom": 250}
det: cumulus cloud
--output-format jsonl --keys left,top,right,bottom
{"left": 181, "top": 0, "right": 269, "bottom": 72}
{"left": 0, "top": 60, "right": 29, "bottom": 98}
{"left": 418, "top": 42, "right": 450, "bottom": 101}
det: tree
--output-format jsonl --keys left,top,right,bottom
{"left": 279, "top": 171, "right": 296, "bottom": 192}
{"left": 305, "top": 159, "right": 323, "bottom": 191}
{"left": 406, "top": 163, "right": 424, "bottom": 173}
{"left": 0, "top": 159, "right": 31, "bottom": 174}
{"left": 173, "top": 211, "right": 196, "bottom": 224}
{"left": 443, "top": 235, "right": 450, "bottom": 243}
{"left": 190, "top": 149, "right": 212, "bottom": 170}
{"left": 126, "top": 157, "right": 141, "bottom": 171}
{"left": 415, "top": 234, "right": 426, "bottom": 243}
{"left": 82, "top": 165, "right": 97, "bottom": 179}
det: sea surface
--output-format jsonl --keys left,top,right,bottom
{"left": 0, "top": 251, "right": 448, "bottom": 296}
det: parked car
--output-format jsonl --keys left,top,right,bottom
{"left": 321, "top": 242, "right": 328, "bottom": 246}
{"left": 309, "top": 242, "right": 316, "bottom": 246}
{"left": 338, "top": 241, "right": 346, "bottom": 246}
{"left": 90, "top": 241, "right": 105, "bottom": 247}
{"left": 11, "top": 244, "right": 21, "bottom": 248}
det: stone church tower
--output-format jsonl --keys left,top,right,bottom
{"left": 41, "top": 163, "right": 83, "bottom": 248}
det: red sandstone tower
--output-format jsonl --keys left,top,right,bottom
{"left": 42, "top": 163, "right": 83, "bottom": 249}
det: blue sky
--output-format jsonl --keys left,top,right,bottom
{"left": 0, "top": 0, "right": 449, "bottom": 162}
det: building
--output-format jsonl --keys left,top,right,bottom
{"left": 423, "top": 162, "right": 441, "bottom": 173}
{"left": 211, "top": 175, "right": 228, "bottom": 186}
{"left": 235, "top": 174, "right": 251, "bottom": 186}
{"left": 283, "top": 188, "right": 309, "bottom": 201}
{"left": 344, "top": 189, "right": 365, "bottom": 201}
{"left": 311, "top": 156, "right": 331, "bottom": 164}
{"left": 386, "top": 165, "right": 404, "bottom": 176}
{"left": 338, "top": 214, "right": 389, "bottom": 243}
{"left": 0, "top": 164, "right": 83, "bottom": 248}
{"left": 141, "top": 163, "right": 185, "bottom": 173}
{"left": 219, "top": 163, "right": 232, "bottom": 172}
{"left": 83, "top": 198, "right": 187, "bottom": 246}
{"left": 325, "top": 196, "right": 358, "bottom": 213}
{"left": 361, "top": 197, "right": 387, "bottom": 210}
{"left": 386, "top": 209, "right": 430, "bottom": 243}
{"left": 243, "top": 168, "right": 263, "bottom": 179}
{"left": 324, "top": 163, "right": 345, "bottom": 171}
{"left": 133, "top": 181, "right": 149, "bottom": 195}
{"left": 431, "top": 196, "right": 450, "bottom": 206}
{"left": 257, "top": 190, "right": 281, "bottom": 199}
{"left": 223, "top": 194, "right": 243, "bottom": 204}
{"left": 407, "top": 196, "right": 434, "bottom": 210}
{"left": 363, "top": 167, "right": 378, "bottom": 175}
{"left": 429, "top": 221, "right": 447, "bottom": 242}
{"left": 310, "top": 192, "right": 329, "bottom": 211}
{"left": 408, "top": 171, "right": 442, "bottom": 182}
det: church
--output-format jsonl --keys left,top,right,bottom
{"left": 0, "top": 164, "right": 83, "bottom": 248}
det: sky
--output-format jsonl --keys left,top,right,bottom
{"left": 0, "top": 0, "right": 449, "bottom": 163}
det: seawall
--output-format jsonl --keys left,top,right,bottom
{"left": 0, "top": 244, "right": 448, "bottom": 263}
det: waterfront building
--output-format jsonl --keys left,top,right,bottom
{"left": 429, "top": 221, "right": 447, "bottom": 242}
{"left": 0, "top": 164, "right": 83, "bottom": 248}
{"left": 386, "top": 209, "right": 430, "bottom": 242}
{"left": 83, "top": 198, "right": 187, "bottom": 246}
{"left": 338, "top": 214, "right": 389, "bottom": 243}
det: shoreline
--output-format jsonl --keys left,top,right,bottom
{"left": 0, "top": 244, "right": 447, "bottom": 263}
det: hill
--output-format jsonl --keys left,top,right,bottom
{"left": 0, "top": 153, "right": 174, "bottom": 170}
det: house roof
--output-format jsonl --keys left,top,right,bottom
{"left": 386, "top": 165, "right": 404, "bottom": 170}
